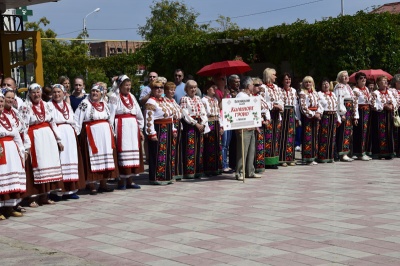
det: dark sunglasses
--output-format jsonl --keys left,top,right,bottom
{"left": 175, "top": 74, "right": 182, "bottom": 77}
{"left": 254, "top": 84, "right": 261, "bottom": 87}
{"left": 153, "top": 86, "right": 164, "bottom": 89}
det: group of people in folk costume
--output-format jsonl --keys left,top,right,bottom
{"left": 0, "top": 66, "right": 399, "bottom": 220}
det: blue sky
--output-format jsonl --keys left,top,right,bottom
{"left": 28, "top": 0, "right": 388, "bottom": 41}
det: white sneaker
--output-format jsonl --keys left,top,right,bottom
{"left": 360, "top": 155, "right": 370, "bottom": 161}
{"left": 295, "top": 146, "right": 301, "bottom": 152}
{"left": 308, "top": 161, "right": 318, "bottom": 166}
{"left": 341, "top": 155, "right": 353, "bottom": 162}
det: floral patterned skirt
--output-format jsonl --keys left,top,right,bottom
{"left": 301, "top": 114, "right": 319, "bottom": 162}
{"left": 148, "top": 121, "right": 174, "bottom": 185}
{"left": 368, "top": 109, "right": 395, "bottom": 159}
{"left": 203, "top": 120, "right": 222, "bottom": 176}
{"left": 336, "top": 100, "right": 353, "bottom": 156}
{"left": 264, "top": 110, "right": 281, "bottom": 166}
{"left": 317, "top": 112, "right": 336, "bottom": 163}
{"left": 279, "top": 106, "right": 296, "bottom": 163}
{"left": 181, "top": 119, "right": 204, "bottom": 179}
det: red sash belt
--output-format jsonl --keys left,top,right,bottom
{"left": 0, "top": 136, "right": 14, "bottom": 165}
{"left": 358, "top": 104, "right": 370, "bottom": 111}
{"left": 115, "top": 113, "right": 136, "bottom": 152}
{"left": 28, "top": 122, "right": 50, "bottom": 168}
{"left": 84, "top": 120, "right": 115, "bottom": 154}
{"left": 309, "top": 107, "right": 318, "bottom": 111}
{"left": 155, "top": 118, "right": 173, "bottom": 124}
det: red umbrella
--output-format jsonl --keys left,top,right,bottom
{"left": 197, "top": 60, "right": 251, "bottom": 76}
{"left": 349, "top": 69, "right": 393, "bottom": 83}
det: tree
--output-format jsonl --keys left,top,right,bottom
{"left": 208, "top": 15, "right": 240, "bottom": 33}
{"left": 137, "top": 0, "right": 207, "bottom": 40}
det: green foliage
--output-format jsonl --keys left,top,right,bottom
{"left": 28, "top": 11, "right": 400, "bottom": 92}
{"left": 137, "top": 0, "right": 207, "bottom": 41}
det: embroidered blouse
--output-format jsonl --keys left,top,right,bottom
{"left": 22, "top": 100, "right": 62, "bottom": 143}
{"left": 317, "top": 91, "right": 341, "bottom": 123}
{"left": 334, "top": 83, "right": 359, "bottom": 119}
{"left": 73, "top": 98, "right": 112, "bottom": 135}
{"left": 180, "top": 95, "right": 208, "bottom": 126}
{"left": 108, "top": 92, "right": 144, "bottom": 131}
{"left": 281, "top": 87, "right": 301, "bottom": 120}
{"left": 371, "top": 88, "right": 398, "bottom": 112}
{"left": 299, "top": 90, "right": 323, "bottom": 118}
{"left": 353, "top": 86, "right": 371, "bottom": 105}
{"left": 144, "top": 97, "right": 175, "bottom": 137}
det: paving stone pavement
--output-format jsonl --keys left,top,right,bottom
{"left": 2, "top": 158, "right": 400, "bottom": 265}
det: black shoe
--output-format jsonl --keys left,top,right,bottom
{"left": 98, "top": 187, "right": 114, "bottom": 193}
{"left": 271, "top": 165, "right": 279, "bottom": 169}
{"left": 48, "top": 193, "right": 63, "bottom": 202}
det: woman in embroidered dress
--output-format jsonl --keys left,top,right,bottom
{"left": 22, "top": 83, "right": 64, "bottom": 207}
{"left": 261, "top": 68, "right": 284, "bottom": 169}
{"left": 278, "top": 73, "right": 300, "bottom": 167}
{"left": 334, "top": 71, "right": 359, "bottom": 162}
{"left": 70, "top": 77, "right": 87, "bottom": 112}
{"left": 164, "top": 82, "right": 183, "bottom": 181}
{"left": 49, "top": 84, "right": 85, "bottom": 200}
{"left": 391, "top": 74, "right": 400, "bottom": 157}
{"left": 316, "top": 78, "right": 340, "bottom": 163}
{"left": 0, "top": 93, "right": 26, "bottom": 219}
{"left": 180, "top": 80, "right": 208, "bottom": 179}
{"left": 299, "top": 76, "right": 323, "bottom": 165}
{"left": 201, "top": 81, "right": 223, "bottom": 176}
{"left": 2, "top": 88, "right": 29, "bottom": 213}
{"left": 352, "top": 72, "right": 373, "bottom": 161}
{"left": 369, "top": 75, "right": 397, "bottom": 159}
{"left": 109, "top": 75, "right": 144, "bottom": 189}
{"left": 145, "top": 80, "right": 176, "bottom": 185}
{"left": 74, "top": 83, "right": 118, "bottom": 195}
{"left": 252, "top": 78, "right": 270, "bottom": 173}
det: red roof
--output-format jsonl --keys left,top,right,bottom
{"left": 370, "top": 2, "right": 400, "bottom": 14}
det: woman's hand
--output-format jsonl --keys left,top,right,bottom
{"left": 139, "top": 131, "right": 144, "bottom": 141}
{"left": 196, "top": 123, "right": 205, "bottom": 133}
{"left": 58, "top": 142, "right": 64, "bottom": 152}
{"left": 24, "top": 150, "right": 30, "bottom": 162}
{"left": 353, "top": 119, "right": 359, "bottom": 126}
{"left": 150, "top": 135, "right": 158, "bottom": 142}
{"left": 341, "top": 115, "right": 346, "bottom": 122}
{"left": 384, "top": 103, "right": 393, "bottom": 111}
{"left": 314, "top": 113, "right": 321, "bottom": 120}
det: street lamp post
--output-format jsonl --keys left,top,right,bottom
{"left": 83, "top": 7, "right": 100, "bottom": 50}
{"left": 83, "top": 7, "right": 100, "bottom": 81}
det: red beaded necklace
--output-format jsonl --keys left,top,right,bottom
{"left": 32, "top": 101, "right": 46, "bottom": 122}
{"left": 0, "top": 114, "right": 13, "bottom": 132}
{"left": 3, "top": 107, "right": 19, "bottom": 127}
{"left": 266, "top": 83, "right": 275, "bottom": 89}
{"left": 52, "top": 100, "right": 70, "bottom": 120}
{"left": 120, "top": 93, "right": 133, "bottom": 110}
{"left": 90, "top": 100, "right": 104, "bottom": 112}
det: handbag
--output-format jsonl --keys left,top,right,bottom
{"left": 394, "top": 110, "right": 400, "bottom": 127}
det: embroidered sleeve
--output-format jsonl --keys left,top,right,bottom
{"left": 145, "top": 103, "right": 157, "bottom": 137}
{"left": 299, "top": 92, "right": 314, "bottom": 118}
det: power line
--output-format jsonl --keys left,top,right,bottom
{"left": 198, "top": 0, "right": 327, "bottom": 24}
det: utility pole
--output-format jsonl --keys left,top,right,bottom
{"left": 341, "top": 0, "right": 344, "bottom": 16}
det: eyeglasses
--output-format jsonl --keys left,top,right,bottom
{"left": 149, "top": 76, "right": 157, "bottom": 78}
{"left": 254, "top": 84, "right": 261, "bottom": 87}
{"left": 153, "top": 86, "right": 164, "bottom": 89}
{"left": 358, "top": 77, "right": 366, "bottom": 80}
{"left": 175, "top": 75, "right": 182, "bottom": 77}
{"left": 2, "top": 83, "right": 12, "bottom": 87}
